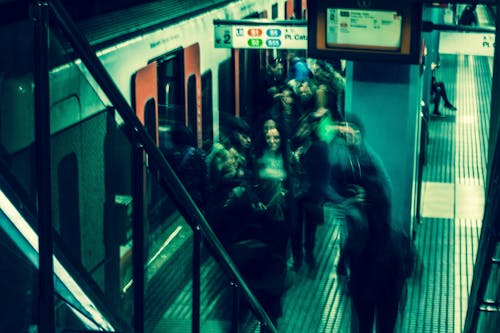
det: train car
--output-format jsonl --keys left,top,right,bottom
{"left": 0, "top": 0, "right": 307, "bottom": 331}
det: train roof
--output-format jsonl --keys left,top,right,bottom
{"left": 0, "top": 0, "right": 232, "bottom": 50}
{"left": 76, "top": 0, "right": 232, "bottom": 49}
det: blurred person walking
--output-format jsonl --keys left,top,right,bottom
{"left": 328, "top": 117, "right": 416, "bottom": 333}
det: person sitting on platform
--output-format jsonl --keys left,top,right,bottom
{"left": 430, "top": 63, "right": 457, "bottom": 116}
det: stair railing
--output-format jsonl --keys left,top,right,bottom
{"left": 33, "top": 0, "right": 279, "bottom": 332}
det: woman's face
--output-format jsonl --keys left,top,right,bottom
{"left": 265, "top": 128, "right": 281, "bottom": 152}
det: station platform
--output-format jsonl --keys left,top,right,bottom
{"left": 275, "top": 53, "right": 491, "bottom": 333}
{"left": 150, "top": 52, "right": 492, "bottom": 333}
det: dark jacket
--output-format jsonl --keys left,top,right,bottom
{"left": 458, "top": 6, "right": 478, "bottom": 26}
{"left": 164, "top": 144, "right": 207, "bottom": 209}
{"left": 207, "top": 179, "right": 265, "bottom": 246}
{"left": 330, "top": 136, "right": 392, "bottom": 236}
{"left": 206, "top": 178, "right": 287, "bottom": 317}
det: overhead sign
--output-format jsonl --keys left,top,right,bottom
{"left": 326, "top": 9, "right": 402, "bottom": 50}
{"left": 439, "top": 32, "right": 495, "bottom": 56}
{"left": 214, "top": 19, "right": 307, "bottom": 49}
{"left": 308, "top": 0, "right": 423, "bottom": 64}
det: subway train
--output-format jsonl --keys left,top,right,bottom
{"left": 0, "top": 0, "right": 307, "bottom": 331}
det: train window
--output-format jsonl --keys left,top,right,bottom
{"left": 272, "top": 3, "right": 278, "bottom": 19}
{"left": 187, "top": 74, "right": 197, "bottom": 146}
{"left": 164, "top": 82, "right": 183, "bottom": 125}
{"left": 133, "top": 61, "right": 158, "bottom": 146}
{"left": 245, "top": 12, "right": 261, "bottom": 19}
{"left": 238, "top": 49, "right": 261, "bottom": 124}
{"left": 218, "top": 59, "right": 235, "bottom": 117}
{"left": 156, "top": 51, "right": 185, "bottom": 129}
{"left": 201, "top": 71, "right": 213, "bottom": 148}
{"left": 144, "top": 98, "right": 157, "bottom": 145}
{"left": 144, "top": 98, "right": 157, "bottom": 178}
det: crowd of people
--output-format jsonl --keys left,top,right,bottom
{"left": 161, "top": 51, "right": 417, "bottom": 332}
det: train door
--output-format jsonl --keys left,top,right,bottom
{"left": 201, "top": 71, "right": 214, "bottom": 148}
{"left": 133, "top": 49, "right": 187, "bottom": 237}
{"left": 301, "top": 0, "right": 307, "bottom": 19}
{"left": 134, "top": 61, "right": 159, "bottom": 145}
{"left": 154, "top": 45, "right": 201, "bottom": 148}
{"left": 234, "top": 12, "right": 268, "bottom": 126}
{"left": 235, "top": 49, "right": 264, "bottom": 124}
{"left": 132, "top": 61, "right": 161, "bottom": 239}
{"left": 285, "top": 0, "right": 295, "bottom": 19}
{"left": 132, "top": 45, "right": 202, "bottom": 231}
{"left": 284, "top": 1, "right": 306, "bottom": 19}
{"left": 183, "top": 44, "right": 202, "bottom": 147}
{"left": 155, "top": 50, "right": 185, "bottom": 147}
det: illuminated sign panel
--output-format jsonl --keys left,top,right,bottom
{"left": 308, "top": 0, "right": 423, "bottom": 64}
{"left": 326, "top": 9, "right": 402, "bottom": 50}
{"left": 214, "top": 20, "right": 307, "bottom": 49}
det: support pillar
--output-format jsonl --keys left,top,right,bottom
{"left": 345, "top": 61, "right": 423, "bottom": 236}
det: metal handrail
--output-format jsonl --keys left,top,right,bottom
{"left": 33, "top": 2, "right": 55, "bottom": 333}
{"left": 46, "top": 0, "right": 278, "bottom": 332}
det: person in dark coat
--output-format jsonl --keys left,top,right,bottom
{"left": 290, "top": 109, "right": 344, "bottom": 271}
{"left": 458, "top": 4, "right": 478, "bottom": 26}
{"left": 328, "top": 116, "right": 392, "bottom": 234}
{"left": 205, "top": 144, "right": 287, "bottom": 324}
{"left": 291, "top": 138, "right": 336, "bottom": 271}
{"left": 345, "top": 197, "right": 414, "bottom": 333}
{"left": 329, "top": 116, "right": 416, "bottom": 333}
{"left": 161, "top": 124, "right": 207, "bottom": 210}
{"left": 219, "top": 114, "right": 255, "bottom": 179}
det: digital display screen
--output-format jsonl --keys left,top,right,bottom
{"left": 326, "top": 9, "right": 402, "bottom": 50}
{"left": 307, "top": 0, "right": 423, "bottom": 64}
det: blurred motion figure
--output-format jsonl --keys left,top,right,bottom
{"left": 328, "top": 116, "right": 416, "bottom": 333}
{"left": 458, "top": 4, "right": 478, "bottom": 26}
